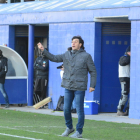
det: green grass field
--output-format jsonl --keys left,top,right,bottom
{"left": 0, "top": 109, "right": 140, "bottom": 140}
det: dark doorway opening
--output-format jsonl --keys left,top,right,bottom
{"left": 15, "top": 25, "right": 48, "bottom": 67}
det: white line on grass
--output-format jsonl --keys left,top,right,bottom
{"left": 14, "top": 126, "right": 34, "bottom": 128}
{"left": 41, "top": 126, "right": 65, "bottom": 128}
{"left": 0, "top": 133, "right": 43, "bottom": 140}
{"left": 14, "top": 126, "right": 65, "bottom": 128}
{"left": 122, "top": 127, "right": 140, "bottom": 129}
{"left": 0, "top": 126, "right": 91, "bottom": 140}
{"left": 0, "top": 126, "right": 49, "bottom": 135}
{"left": 57, "top": 135, "right": 90, "bottom": 140}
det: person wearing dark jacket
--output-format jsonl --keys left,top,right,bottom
{"left": 34, "top": 49, "right": 48, "bottom": 101}
{"left": 117, "top": 46, "right": 131, "bottom": 116}
{"left": 0, "top": 50, "right": 9, "bottom": 108}
{"left": 37, "top": 36, "right": 97, "bottom": 138}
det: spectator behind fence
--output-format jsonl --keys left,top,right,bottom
{"left": 0, "top": 50, "right": 9, "bottom": 108}
{"left": 34, "top": 48, "right": 48, "bottom": 104}
{"left": 37, "top": 35, "right": 97, "bottom": 139}
{"left": 117, "top": 46, "right": 131, "bottom": 116}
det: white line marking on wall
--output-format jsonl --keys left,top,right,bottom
{"left": 0, "top": 133, "right": 43, "bottom": 140}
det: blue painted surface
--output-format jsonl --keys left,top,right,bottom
{"left": 0, "top": 0, "right": 140, "bottom": 14}
{"left": 0, "top": 8, "right": 130, "bottom": 25}
{"left": 94, "top": 22, "right": 102, "bottom": 108}
{"left": 28, "top": 25, "right": 34, "bottom": 106}
{"left": 129, "top": 7, "right": 140, "bottom": 20}
{"left": 48, "top": 23, "right": 95, "bottom": 109}
{"left": 0, "top": 25, "right": 15, "bottom": 49}
{"left": 0, "top": 0, "right": 139, "bottom": 119}
{"left": 0, "top": 25, "right": 9, "bottom": 46}
{"left": 9, "top": 26, "right": 15, "bottom": 50}
{"left": 0, "top": 79, "right": 27, "bottom": 104}
{"left": 101, "top": 35, "right": 130, "bottom": 112}
{"left": 129, "top": 21, "right": 140, "bottom": 119}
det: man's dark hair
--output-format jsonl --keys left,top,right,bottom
{"left": 126, "top": 46, "right": 131, "bottom": 52}
{"left": 72, "top": 36, "right": 85, "bottom": 50}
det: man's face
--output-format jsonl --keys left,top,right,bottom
{"left": 127, "top": 52, "right": 131, "bottom": 56}
{"left": 71, "top": 39, "right": 82, "bottom": 50}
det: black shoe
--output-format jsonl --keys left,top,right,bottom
{"left": 5, "top": 104, "right": 9, "bottom": 108}
{"left": 71, "top": 109, "right": 76, "bottom": 113}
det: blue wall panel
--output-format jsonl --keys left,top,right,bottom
{"left": 129, "top": 21, "right": 140, "bottom": 119}
{"left": 0, "top": 79, "right": 27, "bottom": 104}
{"left": 0, "top": 8, "right": 129, "bottom": 25}
{"left": 0, "top": 25, "right": 15, "bottom": 49}
{"left": 101, "top": 35, "right": 130, "bottom": 112}
{"left": 93, "top": 8, "right": 129, "bottom": 17}
{"left": 48, "top": 22, "right": 95, "bottom": 109}
{"left": 94, "top": 22, "right": 102, "bottom": 106}
{"left": 9, "top": 26, "right": 15, "bottom": 50}
{"left": 0, "top": 10, "right": 94, "bottom": 25}
{"left": 0, "top": 25, "right": 9, "bottom": 46}
{"left": 129, "top": 7, "right": 140, "bottom": 20}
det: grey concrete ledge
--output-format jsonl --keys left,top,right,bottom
{"left": 1, "top": 106, "right": 140, "bottom": 125}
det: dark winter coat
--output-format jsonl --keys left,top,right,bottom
{"left": 0, "top": 56, "right": 8, "bottom": 84}
{"left": 42, "top": 48, "right": 97, "bottom": 91}
{"left": 34, "top": 56, "right": 48, "bottom": 79}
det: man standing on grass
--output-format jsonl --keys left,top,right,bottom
{"left": 0, "top": 50, "right": 9, "bottom": 108}
{"left": 37, "top": 36, "right": 97, "bottom": 138}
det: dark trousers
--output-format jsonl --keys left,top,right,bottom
{"left": 34, "top": 77, "right": 48, "bottom": 100}
{"left": 117, "top": 81, "right": 130, "bottom": 112}
{"left": 0, "top": 83, "right": 9, "bottom": 105}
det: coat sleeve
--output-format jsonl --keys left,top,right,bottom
{"left": 86, "top": 54, "right": 97, "bottom": 88}
{"left": 119, "top": 55, "right": 130, "bottom": 66}
{"left": 0, "top": 58, "right": 8, "bottom": 77}
{"left": 42, "top": 49, "right": 63, "bottom": 62}
{"left": 34, "top": 58, "right": 38, "bottom": 70}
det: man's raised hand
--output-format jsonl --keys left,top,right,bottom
{"left": 37, "top": 42, "right": 44, "bottom": 51}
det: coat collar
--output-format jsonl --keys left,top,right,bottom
{"left": 65, "top": 48, "right": 85, "bottom": 62}
{"left": 71, "top": 48, "right": 85, "bottom": 59}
